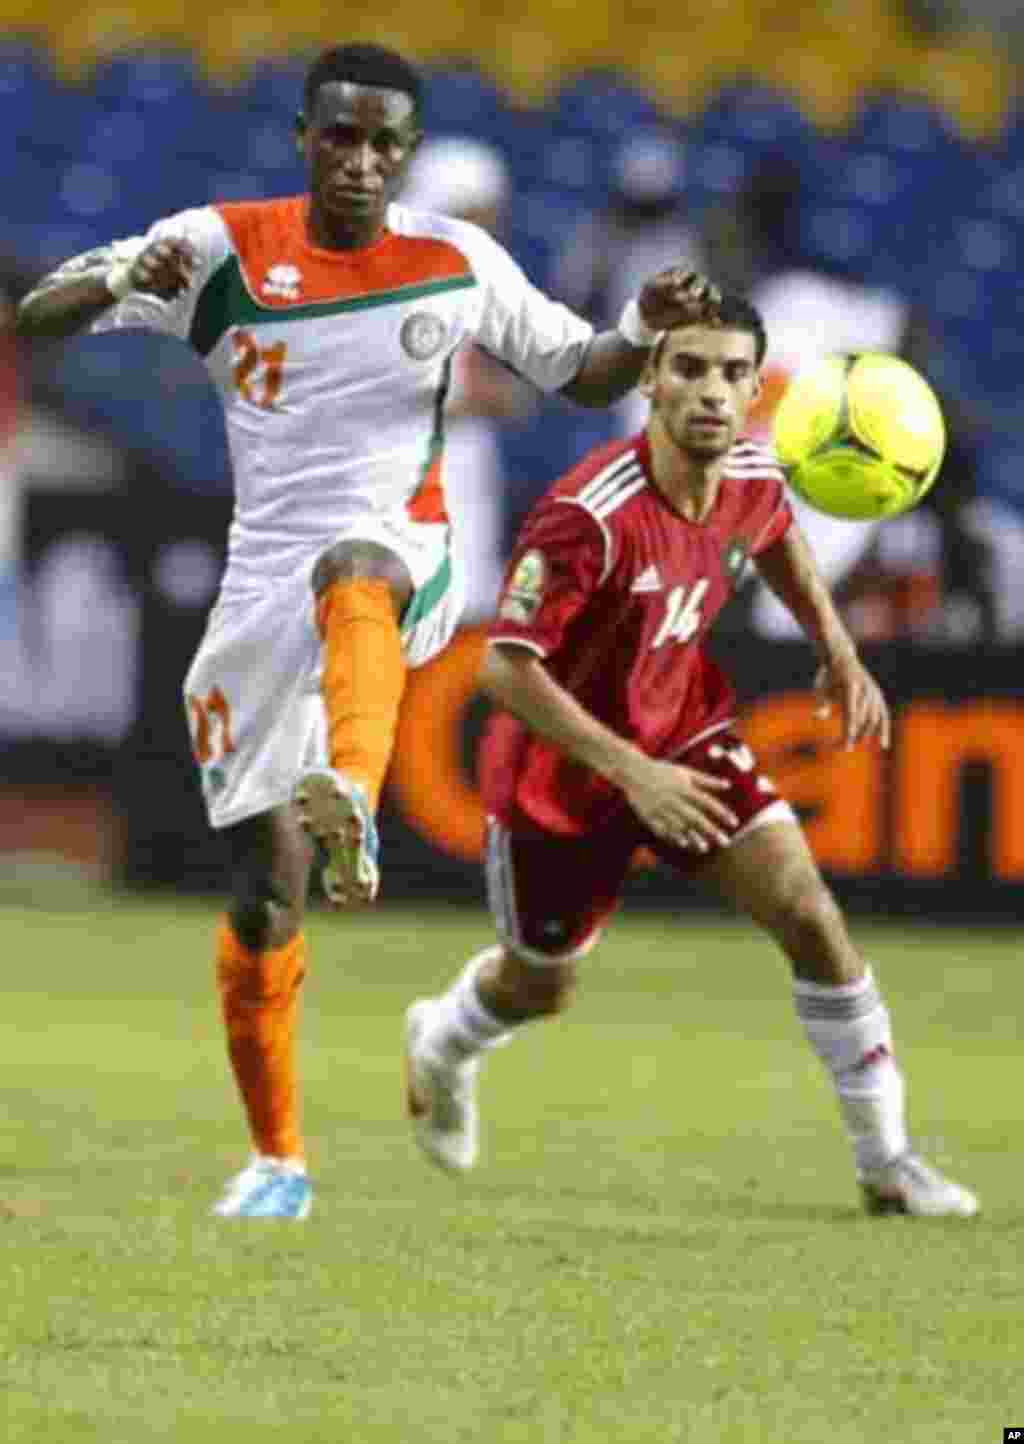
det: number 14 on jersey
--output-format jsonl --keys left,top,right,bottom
{"left": 652, "top": 580, "right": 709, "bottom": 649}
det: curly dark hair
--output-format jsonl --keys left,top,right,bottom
{"left": 652, "top": 291, "right": 767, "bottom": 367}
{"left": 303, "top": 44, "right": 423, "bottom": 119}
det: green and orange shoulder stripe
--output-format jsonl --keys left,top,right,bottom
{"left": 187, "top": 196, "right": 478, "bottom": 355}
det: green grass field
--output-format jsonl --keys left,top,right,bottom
{"left": 1, "top": 896, "right": 1019, "bottom": 1443}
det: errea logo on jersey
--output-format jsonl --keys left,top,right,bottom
{"left": 261, "top": 264, "right": 303, "bottom": 301}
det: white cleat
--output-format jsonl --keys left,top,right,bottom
{"left": 859, "top": 1152, "right": 979, "bottom": 1218}
{"left": 292, "top": 768, "right": 380, "bottom": 907}
{"left": 404, "top": 999, "right": 480, "bottom": 1173}
{"left": 211, "top": 1155, "right": 313, "bottom": 1219}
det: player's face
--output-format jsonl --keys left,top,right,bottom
{"left": 644, "top": 328, "right": 761, "bottom": 460}
{"left": 301, "top": 82, "right": 421, "bottom": 241}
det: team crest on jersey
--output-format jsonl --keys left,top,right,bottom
{"left": 499, "top": 549, "right": 546, "bottom": 623}
{"left": 261, "top": 264, "right": 303, "bottom": 301}
{"left": 400, "top": 311, "right": 447, "bottom": 361}
{"left": 722, "top": 538, "right": 750, "bottom": 583}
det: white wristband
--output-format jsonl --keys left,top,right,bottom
{"left": 105, "top": 258, "right": 136, "bottom": 301}
{"left": 617, "top": 297, "right": 661, "bottom": 349}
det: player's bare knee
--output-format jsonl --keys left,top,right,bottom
{"left": 528, "top": 960, "right": 577, "bottom": 1014}
{"left": 228, "top": 894, "right": 274, "bottom": 952}
{"left": 311, "top": 540, "right": 412, "bottom": 612}
{"left": 494, "top": 947, "right": 577, "bottom": 1018}
{"left": 228, "top": 894, "right": 302, "bottom": 952}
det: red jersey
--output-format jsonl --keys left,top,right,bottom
{"left": 480, "top": 432, "right": 792, "bottom": 835}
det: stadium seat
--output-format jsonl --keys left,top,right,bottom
{"left": 1, "top": 47, "right": 90, "bottom": 162}
{"left": 696, "top": 74, "right": 814, "bottom": 154}
{"left": 685, "top": 135, "right": 753, "bottom": 212}
{"left": 0, "top": 35, "right": 57, "bottom": 103}
{"left": 848, "top": 90, "right": 961, "bottom": 158}
{"left": 87, "top": 45, "right": 208, "bottom": 109}
{"left": 233, "top": 53, "right": 314, "bottom": 117}
{"left": 974, "top": 438, "right": 1024, "bottom": 509}
{"left": 549, "top": 68, "right": 660, "bottom": 140}
{"left": 537, "top": 131, "right": 604, "bottom": 202}
{"left": 981, "top": 161, "right": 1024, "bottom": 225}
{"left": 23, "top": 218, "right": 109, "bottom": 270}
{"left": 227, "top": 110, "right": 302, "bottom": 179}
{"left": 798, "top": 135, "right": 934, "bottom": 288}
{"left": 421, "top": 63, "right": 506, "bottom": 144}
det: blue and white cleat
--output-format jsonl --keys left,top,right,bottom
{"left": 211, "top": 1156, "right": 313, "bottom": 1219}
{"left": 292, "top": 768, "right": 380, "bottom": 907}
{"left": 859, "top": 1152, "right": 978, "bottom": 1217}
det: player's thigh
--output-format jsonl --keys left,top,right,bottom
{"left": 698, "top": 816, "right": 823, "bottom": 928}
{"left": 223, "top": 804, "right": 314, "bottom": 948}
{"left": 314, "top": 514, "right": 465, "bottom": 669}
{"left": 485, "top": 818, "right": 636, "bottom": 966}
{"left": 697, "top": 818, "right": 857, "bottom": 976}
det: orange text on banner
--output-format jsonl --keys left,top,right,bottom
{"left": 387, "top": 632, "right": 1024, "bottom": 882}
{"left": 389, "top": 626, "right": 489, "bottom": 863}
{"left": 741, "top": 691, "right": 884, "bottom": 874}
{"left": 895, "top": 699, "right": 1024, "bottom": 879}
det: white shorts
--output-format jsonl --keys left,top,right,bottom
{"left": 183, "top": 516, "right": 464, "bottom": 829}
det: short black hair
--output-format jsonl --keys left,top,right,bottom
{"left": 303, "top": 44, "right": 423, "bottom": 118}
{"left": 653, "top": 291, "right": 768, "bottom": 368}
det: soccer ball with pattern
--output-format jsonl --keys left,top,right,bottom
{"left": 771, "top": 353, "right": 946, "bottom": 521}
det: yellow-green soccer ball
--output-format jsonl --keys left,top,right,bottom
{"left": 771, "top": 353, "right": 946, "bottom": 520}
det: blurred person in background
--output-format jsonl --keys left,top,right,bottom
{"left": 703, "top": 157, "right": 914, "bottom": 640}
{"left": 401, "top": 136, "right": 534, "bottom": 619}
{"left": 16, "top": 41, "right": 720, "bottom": 1220}
{"left": 0, "top": 281, "right": 27, "bottom": 731}
{"left": 555, "top": 128, "right": 708, "bottom": 438}
{"left": 0, "top": 254, "right": 143, "bottom": 744}
{"left": 704, "top": 156, "right": 995, "bottom": 643}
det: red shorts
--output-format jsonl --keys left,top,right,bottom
{"left": 485, "top": 726, "right": 794, "bottom": 964}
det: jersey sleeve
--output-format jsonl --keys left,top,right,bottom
{"left": 75, "top": 207, "right": 231, "bottom": 342}
{"left": 751, "top": 477, "right": 794, "bottom": 554}
{"left": 462, "top": 225, "right": 594, "bottom": 393}
{"left": 489, "top": 499, "right": 608, "bottom": 658}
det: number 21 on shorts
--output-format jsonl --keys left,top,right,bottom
{"left": 652, "top": 580, "right": 709, "bottom": 649}
{"left": 188, "top": 686, "right": 236, "bottom": 765}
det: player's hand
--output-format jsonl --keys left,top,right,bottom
{"left": 620, "top": 755, "right": 739, "bottom": 852}
{"left": 129, "top": 238, "right": 197, "bottom": 300}
{"left": 814, "top": 654, "right": 891, "bottom": 750}
{"left": 637, "top": 267, "right": 721, "bottom": 333}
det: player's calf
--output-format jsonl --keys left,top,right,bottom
{"left": 705, "top": 821, "right": 978, "bottom": 1215}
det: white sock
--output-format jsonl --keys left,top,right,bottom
{"left": 793, "top": 968, "right": 909, "bottom": 1173}
{"left": 422, "top": 947, "right": 517, "bottom": 1065}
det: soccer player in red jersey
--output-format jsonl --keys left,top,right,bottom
{"left": 404, "top": 294, "right": 978, "bottom": 1217}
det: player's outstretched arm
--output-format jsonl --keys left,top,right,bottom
{"left": 755, "top": 524, "right": 890, "bottom": 749}
{"left": 16, "top": 238, "right": 196, "bottom": 342}
{"left": 481, "top": 641, "right": 738, "bottom": 849}
{"left": 560, "top": 268, "right": 720, "bottom": 408}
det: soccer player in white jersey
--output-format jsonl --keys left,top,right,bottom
{"left": 16, "top": 44, "right": 721, "bottom": 1218}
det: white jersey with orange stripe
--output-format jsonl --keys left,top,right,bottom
{"left": 63, "top": 196, "right": 593, "bottom": 602}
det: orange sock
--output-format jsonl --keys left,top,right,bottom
{"left": 215, "top": 920, "right": 306, "bottom": 1162}
{"left": 316, "top": 577, "right": 407, "bottom": 811}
